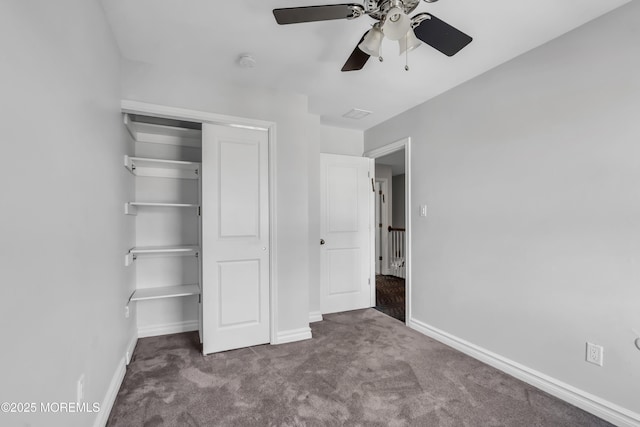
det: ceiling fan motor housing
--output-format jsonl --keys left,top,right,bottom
{"left": 364, "top": 0, "right": 421, "bottom": 20}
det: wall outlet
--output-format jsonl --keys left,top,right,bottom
{"left": 124, "top": 305, "right": 130, "bottom": 318}
{"left": 586, "top": 342, "right": 604, "bottom": 366}
{"left": 77, "top": 374, "right": 85, "bottom": 404}
{"left": 419, "top": 204, "right": 427, "bottom": 217}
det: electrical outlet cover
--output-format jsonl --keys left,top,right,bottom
{"left": 586, "top": 342, "right": 603, "bottom": 366}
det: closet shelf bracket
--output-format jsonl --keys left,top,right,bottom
{"left": 125, "top": 252, "right": 136, "bottom": 267}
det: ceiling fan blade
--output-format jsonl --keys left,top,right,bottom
{"left": 413, "top": 13, "right": 472, "bottom": 57}
{"left": 273, "top": 4, "right": 363, "bottom": 25}
{"left": 341, "top": 33, "right": 370, "bottom": 72}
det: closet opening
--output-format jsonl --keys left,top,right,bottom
{"left": 121, "top": 101, "right": 278, "bottom": 355}
{"left": 123, "top": 112, "right": 204, "bottom": 343}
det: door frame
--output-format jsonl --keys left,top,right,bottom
{"left": 375, "top": 178, "right": 391, "bottom": 276}
{"left": 363, "top": 137, "right": 412, "bottom": 324}
{"left": 120, "top": 100, "right": 280, "bottom": 345}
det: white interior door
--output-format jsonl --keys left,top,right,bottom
{"left": 201, "top": 123, "right": 269, "bottom": 354}
{"left": 320, "top": 153, "right": 374, "bottom": 314}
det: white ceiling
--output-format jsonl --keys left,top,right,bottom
{"left": 100, "top": 0, "right": 629, "bottom": 131}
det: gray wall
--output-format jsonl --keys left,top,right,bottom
{"left": 320, "top": 125, "right": 363, "bottom": 156}
{"left": 0, "top": 1, "right": 132, "bottom": 426}
{"left": 364, "top": 2, "right": 640, "bottom": 415}
{"left": 392, "top": 174, "right": 405, "bottom": 228}
{"left": 375, "top": 164, "right": 393, "bottom": 228}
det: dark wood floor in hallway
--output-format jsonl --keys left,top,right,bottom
{"left": 374, "top": 274, "right": 405, "bottom": 322}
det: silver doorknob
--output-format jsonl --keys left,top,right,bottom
{"left": 262, "top": 247, "right": 267, "bottom": 251}
{"left": 320, "top": 239, "right": 325, "bottom": 245}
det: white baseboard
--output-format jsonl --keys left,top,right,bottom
{"left": 309, "top": 311, "right": 323, "bottom": 323}
{"left": 125, "top": 331, "right": 138, "bottom": 365}
{"left": 93, "top": 330, "right": 138, "bottom": 427}
{"left": 138, "top": 320, "right": 198, "bottom": 338}
{"left": 408, "top": 317, "right": 640, "bottom": 427}
{"left": 93, "top": 357, "right": 126, "bottom": 427}
{"left": 275, "top": 327, "right": 312, "bottom": 345}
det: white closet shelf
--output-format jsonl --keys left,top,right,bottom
{"left": 129, "top": 284, "right": 200, "bottom": 303}
{"left": 130, "top": 245, "right": 199, "bottom": 254}
{"left": 124, "top": 114, "right": 202, "bottom": 149}
{"left": 125, "top": 245, "right": 200, "bottom": 266}
{"left": 124, "top": 202, "right": 200, "bottom": 215}
{"left": 124, "top": 155, "right": 200, "bottom": 179}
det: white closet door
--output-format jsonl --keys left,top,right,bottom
{"left": 320, "top": 153, "right": 374, "bottom": 314}
{"left": 201, "top": 123, "right": 270, "bottom": 354}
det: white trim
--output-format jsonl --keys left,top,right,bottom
{"left": 408, "top": 317, "right": 640, "bottom": 427}
{"left": 93, "top": 356, "right": 126, "bottom": 427}
{"left": 269, "top": 124, "right": 279, "bottom": 346}
{"left": 137, "top": 320, "right": 198, "bottom": 338}
{"left": 93, "top": 330, "right": 138, "bottom": 426}
{"left": 374, "top": 178, "right": 391, "bottom": 275}
{"left": 363, "top": 138, "right": 409, "bottom": 159}
{"left": 309, "top": 311, "right": 323, "bottom": 323}
{"left": 121, "top": 100, "right": 273, "bottom": 130}
{"left": 275, "top": 327, "right": 313, "bottom": 344}
{"left": 125, "top": 332, "right": 138, "bottom": 365}
{"left": 364, "top": 137, "right": 412, "bottom": 323}
{"left": 404, "top": 140, "right": 411, "bottom": 322}
{"left": 120, "top": 100, "right": 278, "bottom": 351}
{"left": 368, "top": 159, "right": 376, "bottom": 307}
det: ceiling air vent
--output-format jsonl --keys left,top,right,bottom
{"left": 342, "top": 108, "right": 372, "bottom": 120}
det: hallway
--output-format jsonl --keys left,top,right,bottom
{"left": 373, "top": 275, "right": 405, "bottom": 323}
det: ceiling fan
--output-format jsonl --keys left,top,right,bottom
{"left": 273, "top": 0, "right": 472, "bottom": 72}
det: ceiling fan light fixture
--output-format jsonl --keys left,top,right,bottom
{"left": 358, "top": 25, "right": 384, "bottom": 57}
{"left": 399, "top": 30, "right": 421, "bottom": 54}
{"left": 382, "top": 7, "right": 410, "bottom": 41}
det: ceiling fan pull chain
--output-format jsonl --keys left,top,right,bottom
{"left": 405, "top": 34, "right": 410, "bottom": 71}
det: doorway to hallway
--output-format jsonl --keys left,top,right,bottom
{"left": 364, "top": 137, "right": 411, "bottom": 324}
{"left": 374, "top": 274, "right": 405, "bottom": 322}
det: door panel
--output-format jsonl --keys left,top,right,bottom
{"left": 320, "top": 154, "right": 373, "bottom": 314}
{"left": 328, "top": 248, "right": 362, "bottom": 294}
{"left": 218, "top": 260, "right": 261, "bottom": 326}
{"left": 219, "top": 140, "right": 261, "bottom": 237}
{"left": 327, "top": 165, "right": 359, "bottom": 232}
{"left": 202, "top": 123, "right": 269, "bottom": 354}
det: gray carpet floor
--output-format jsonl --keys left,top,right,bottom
{"left": 107, "top": 309, "right": 610, "bottom": 426}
